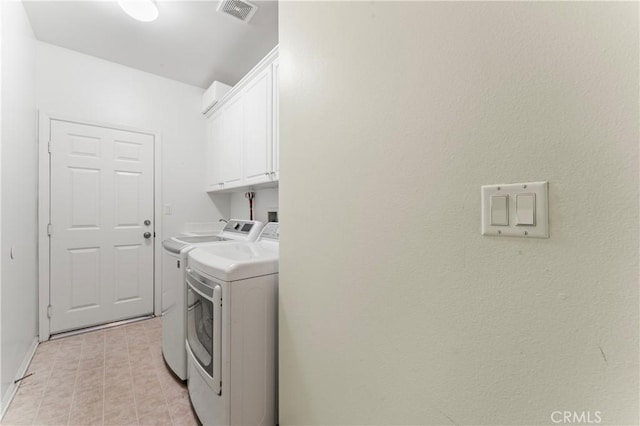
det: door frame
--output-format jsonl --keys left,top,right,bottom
{"left": 37, "top": 111, "right": 163, "bottom": 341}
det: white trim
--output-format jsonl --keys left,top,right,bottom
{"left": 37, "top": 112, "right": 162, "bottom": 341}
{"left": 37, "top": 111, "right": 50, "bottom": 342}
{"left": 0, "top": 337, "right": 39, "bottom": 421}
{"left": 154, "top": 129, "right": 163, "bottom": 316}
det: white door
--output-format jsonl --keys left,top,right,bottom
{"left": 206, "top": 110, "right": 225, "bottom": 190}
{"left": 49, "top": 120, "right": 155, "bottom": 334}
{"left": 243, "top": 66, "right": 272, "bottom": 185}
{"left": 222, "top": 96, "right": 243, "bottom": 187}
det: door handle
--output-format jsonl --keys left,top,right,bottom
{"left": 144, "top": 219, "right": 151, "bottom": 226}
{"left": 143, "top": 232, "right": 152, "bottom": 239}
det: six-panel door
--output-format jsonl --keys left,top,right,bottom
{"left": 49, "top": 120, "right": 155, "bottom": 334}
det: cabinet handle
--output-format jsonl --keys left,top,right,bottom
{"left": 265, "top": 173, "right": 270, "bottom": 176}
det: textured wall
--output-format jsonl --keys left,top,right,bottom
{"left": 0, "top": 0, "right": 38, "bottom": 408}
{"left": 229, "top": 187, "right": 279, "bottom": 224}
{"left": 279, "top": 2, "right": 639, "bottom": 425}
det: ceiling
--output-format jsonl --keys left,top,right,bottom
{"left": 22, "top": 0, "right": 279, "bottom": 88}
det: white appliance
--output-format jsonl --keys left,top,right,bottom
{"left": 161, "top": 219, "right": 264, "bottom": 380}
{"left": 186, "top": 223, "right": 279, "bottom": 426}
{"left": 202, "top": 80, "right": 232, "bottom": 115}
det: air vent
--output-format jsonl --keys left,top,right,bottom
{"left": 217, "top": 0, "right": 258, "bottom": 23}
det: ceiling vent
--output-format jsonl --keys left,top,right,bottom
{"left": 217, "top": 0, "right": 258, "bottom": 23}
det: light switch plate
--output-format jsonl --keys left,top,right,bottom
{"left": 481, "top": 181, "right": 549, "bottom": 238}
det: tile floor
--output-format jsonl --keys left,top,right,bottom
{"left": 1, "top": 318, "right": 199, "bottom": 426}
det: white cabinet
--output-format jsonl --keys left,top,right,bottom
{"left": 206, "top": 110, "right": 224, "bottom": 189}
{"left": 205, "top": 46, "right": 279, "bottom": 193}
{"left": 243, "top": 66, "right": 273, "bottom": 186}
{"left": 206, "top": 99, "right": 243, "bottom": 191}
{"left": 221, "top": 96, "right": 243, "bottom": 188}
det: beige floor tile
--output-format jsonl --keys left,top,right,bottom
{"left": 76, "top": 367, "right": 104, "bottom": 391}
{"left": 9, "top": 386, "right": 43, "bottom": 409}
{"left": 69, "top": 409, "right": 103, "bottom": 425}
{"left": 78, "top": 357, "right": 104, "bottom": 372}
{"left": 51, "top": 358, "right": 80, "bottom": 374}
{"left": 12, "top": 380, "right": 46, "bottom": 403}
{"left": 105, "top": 342, "right": 128, "bottom": 353}
{"left": 104, "top": 365, "right": 131, "bottom": 384}
{"left": 83, "top": 332, "right": 106, "bottom": 343}
{"left": 137, "top": 406, "right": 172, "bottom": 426}
{"left": 72, "top": 387, "right": 103, "bottom": 406}
{"left": 104, "top": 404, "right": 138, "bottom": 426}
{"left": 104, "top": 387, "right": 135, "bottom": 410}
{"left": 135, "top": 392, "right": 166, "bottom": 419}
{"left": 132, "top": 371, "right": 161, "bottom": 391}
{"left": 46, "top": 372, "right": 77, "bottom": 394}
{"left": 105, "top": 382, "right": 133, "bottom": 401}
{"left": 167, "top": 396, "right": 194, "bottom": 420}
{"left": 36, "top": 394, "right": 72, "bottom": 419}
{"left": 2, "top": 403, "right": 38, "bottom": 426}
{"left": 33, "top": 413, "right": 70, "bottom": 426}
{"left": 1, "top": 318, "right": 196, "bottom": 426}
{"left": 171, "top": 409, "right": 199, "bottom": 426}
{"left": 105, "top": 357, "right": 129, "bottom": 371}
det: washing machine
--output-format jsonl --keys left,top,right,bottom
{"left": 161, "top": 219, "right": 264, "bottom": 380}
{"left": 186, "top": 222, "right": 279, "bottom": 426}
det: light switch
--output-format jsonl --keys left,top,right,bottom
{"left": 481, "top": 181, "right": 548, "bottom": 238}
{"left": 490, "top": 195, "right": 509, "bottom": 226}
{"left": 516, "top": 194, "right": 535, "bottom": 226}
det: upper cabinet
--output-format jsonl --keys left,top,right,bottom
{"left": 243, "top": 66, "right": 273, "bottom": 186}
{"left": 205, "top": 46, "right": 279, "bottom": 192}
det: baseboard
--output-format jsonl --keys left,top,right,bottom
{"left": 0, "top": 337, "right": 39, "bottom": 420}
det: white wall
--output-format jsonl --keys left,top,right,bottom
{"left": 0, "top": 0, "right": 38, "bottom": 410}
{"left": 279, "top": 2, "right": 639, "bottom": 425}
{"left": 36, "top": 42, "right": 228, "bottom": 240}
{"left": 229, "top": 187, "right": 278, "bottom": 224}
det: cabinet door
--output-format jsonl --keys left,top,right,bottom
{"left": 272, "top": 58, "right": 280, "bottom": 181}
{"left": 206, "top": 110, "right": 225, "bottom": 189}
{"left": 243, "top": 66, "right": 273, "bottom": 185}
{"left": 222, "top": 96, "right": 243, "bottom": 187}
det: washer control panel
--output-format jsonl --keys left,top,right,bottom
{"left": 221, "top": 220, "right": 264, "bottom": 241}
{"left": 259, "top": 223, "right": 280, "bottom": 241}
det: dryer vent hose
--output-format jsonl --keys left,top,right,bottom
{"left": 244, "top": 192, "right": 255, "bottom": 220}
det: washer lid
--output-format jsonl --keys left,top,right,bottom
{"left": 172, "top": 235, "right": 227, "bottom": 244}
{"left": 188, "top": 241, "right": 279, "bottom": 282}
{"left": 162, "top": 239, "right": 190, "bottom": 254}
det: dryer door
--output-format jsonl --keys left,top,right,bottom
{"left": 186, "top": 269, "right": 222, "bottom": 395}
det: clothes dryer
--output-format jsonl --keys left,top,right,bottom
{"left": 186, "top": 223, "right": 279, "bottom": 426}
{"left": 161, "top": 219, "right": 264, "bottom": 379}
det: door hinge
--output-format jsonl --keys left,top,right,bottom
{"left": 177, "top": 260, "right": 180, "bottom": 269}
{"left": 47, "top": 223, "right": 52, "bottom": 236}
{"left": 47, "top": 141, "right": 51, "bottom": 153}
{"left": 47, "top": 305, "right": 52, "bottom": 319}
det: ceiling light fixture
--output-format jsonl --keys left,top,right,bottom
{"left": 118, "top": 0, "right": 159, "bottom": 22}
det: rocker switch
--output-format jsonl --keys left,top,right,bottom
{"left": 490, "top": 195, "right": 509, "bottom": 226}
{"left": 516, "top": 194, "right": 535, "bottom": 226}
